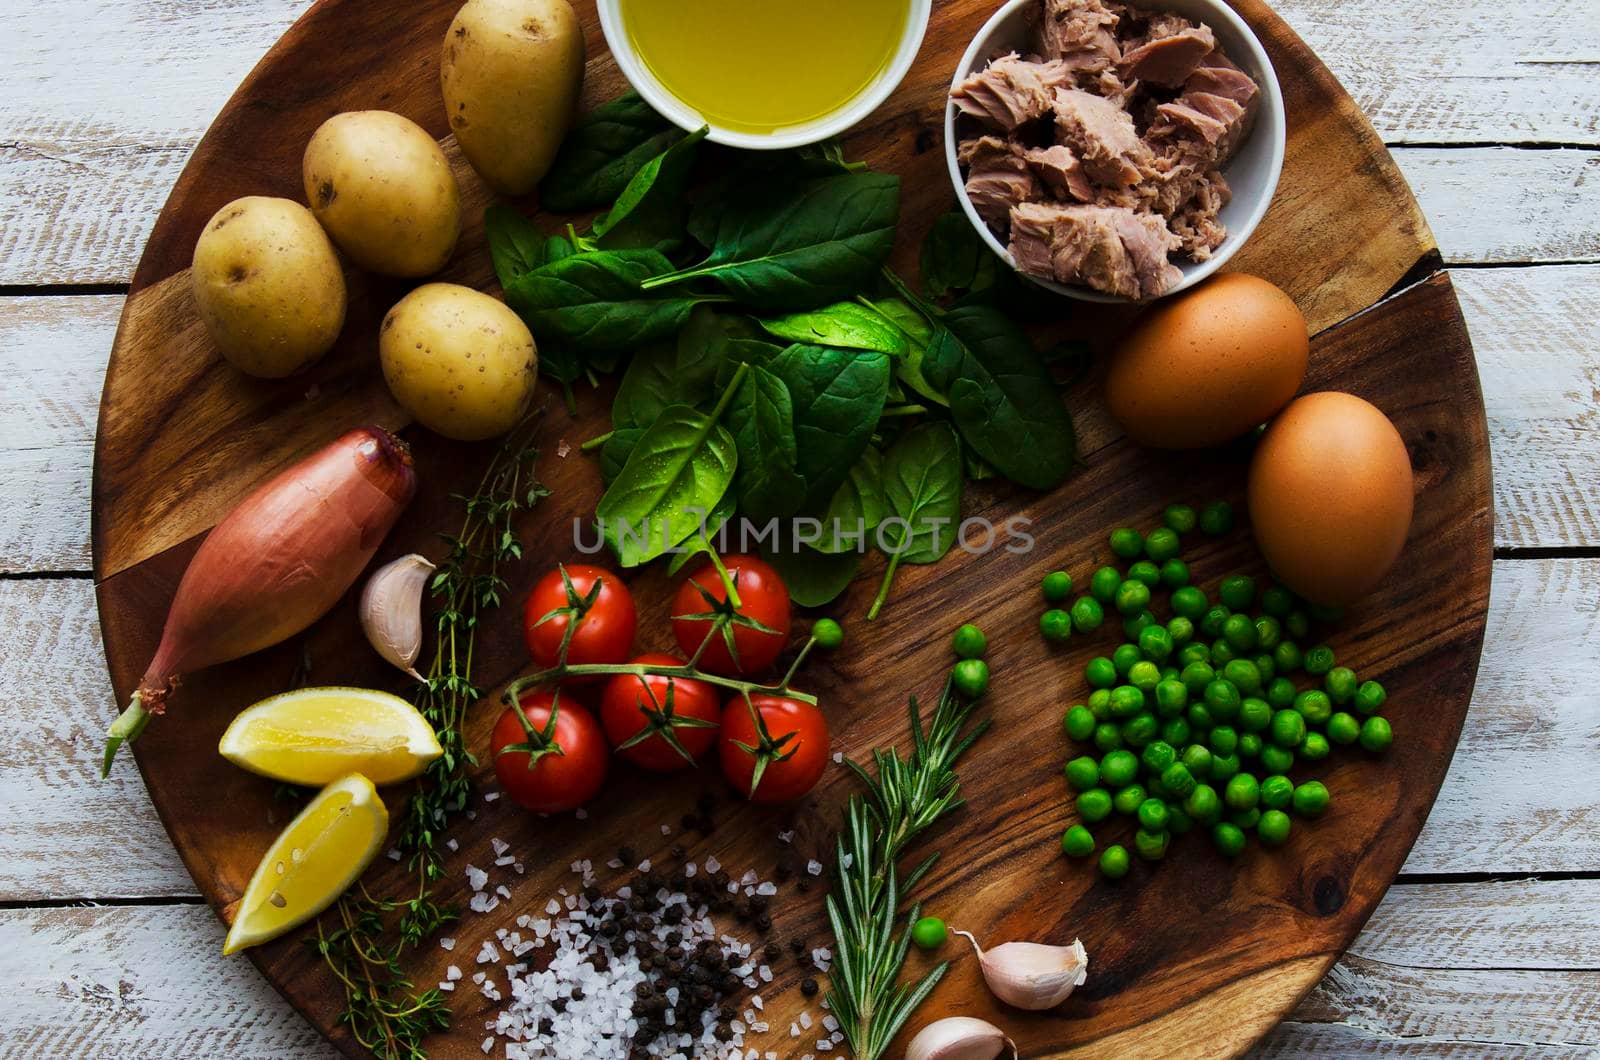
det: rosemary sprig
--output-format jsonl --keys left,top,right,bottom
{"left": 826, "top": 679, "right": 991, "bottom": 1060}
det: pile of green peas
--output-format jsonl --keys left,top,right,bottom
{"left": 1047, "top": 502, "right": 1396, "bottom": 879}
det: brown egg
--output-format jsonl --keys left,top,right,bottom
{"left": 1105, "top": 273, "right": 1309, "bottom": 449}
{"left": 1248, "top": 392, "right": 1414, "bottom": 606}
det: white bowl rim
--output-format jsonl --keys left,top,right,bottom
{"left": 942, "top": 0, "right": 1288, "bottom": 303}
{"left": 598, "top": 0, "right": 934, "bottom": 151}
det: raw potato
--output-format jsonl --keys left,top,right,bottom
{"left": 380, "top": 283, "right": 538, "bottom": 441}
{"left": 303, "top": 111, "right": 462, "bottom": 277}
{"left": 190, "top": 196, "right": 347, "bottom": 378}
{"left": 441, "top": 0, "right": 585, "bottom": 196}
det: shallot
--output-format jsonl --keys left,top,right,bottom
{"left": 102, "top": 426, "right": 416, "bottom": 775}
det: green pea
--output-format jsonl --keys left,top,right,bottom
{"left": 1064, "top": 755, "right": 1101, "bottom": 791}
{"left": 1177, "top": 642, "right": 1212, "bottom": 667}
{"left": 1270, "top": 709, "right": 1307, "bottom": 749}
{"left": 1160, "top": 559, "right": 1190, "bottom": 588}
{"left": 1259, "top": 744, "right": 1295, "bottom": 774}
{"left": 1253, "top": 653, "right": 1277, "bottom": 684}
{"left": 1106, "top": 683, "right": 1142, "bottom": 716}
{"left": 1199, "top": 501, "right": 1234, "bottom": 535}
{"left": 1182, "top": 743, "right": 1214, "bottom": 775}
{"left": 1099, "top": 844, "right": 1131, "bottom": 879}
{"left": 1122, "top": 610, "right": 1156, "bottom": 639}
{"left": 1115, "top": 579, "right": 1152, "bottom": 617}
{"left": 1144, "top": 527, "right": 1181, "bottom": 563}
{"left": 1231, "top": 806, "right": 1261, "bottom": 830}
{"left": 1088, "top": 688, "right": 1112, "bottom": 719}
{"left": 1137, "top": 797, "right": 1170, "bottom": 833}
{"left": 1210, "top": 638, "right": 1239, "bottom": 666}
{"left": 1110, "top": 646, "right": 1139, "bottom": 679}
{"left": 1258, "top": 809, "right": 1292, "bottom": 847}
{"left": 1355, "top": 680, "right": 1387, "bottom": 716}
{"left": 1086, "top": 656, "right": 1118, "bottom": 689}
{"left": 1121, "top": 713, "right": 1158, "bottom": 748}
{"left": 1260, "top": 585, "right": 1295, "bottom": 617}
{"left": 1128, "top": 560, "right": 1162, "bottom": 588}
{"left": 1127, "top": 663, "right": 1160, "bottom": 696}
{"left": 1186, "top": 703, "right": 1216, "bottom": 733}
{"left": 1259, "top": 774, "right": 1293, "bottom": 810}
{"left": 1300, "top": 731, "right": 1331, "bottom": 761}
{"left": 1165, "top": 504, "right": 1198, "bottom": 534}
{"left": 1274, "top": 640, "right": 1304, "bottom": 674}
{"left": 1223, "top": 613, "right": 1259, "bottom": 652}
{"left": 1180, "top": 662, "right": 1216, "bottom": 696}
{"left": 1325, "top": 666, "right": 1358, "bottom": 704}
{"left": 1258, "top": 678, "right": 1290, "bottom": 710}
{"left": 1167, "top": 803, "right": 1194, "bottom": 835}
{"left": 814, "top": 619, "right": 845, "bottom": 650}
{"left": 1360, "top": 716, "right": 1394, "bottom": 753}
{"left": 1060, "top": 826, "right": 1096, "bottom": 859}
{"left": 1326, "top": 711, "right": 1361, "bottom": 745}
{"left": 1237, "top": 697, "right": 1273, "bottom": 734}
{"left": 1140, "top": 740, "right": 1177, "bottom": 775}
{"left": 1064, "top": 705, "right": 1097, "bottom": 742}
{"left": 952, "top": 659, "right": 989, "bottom": 699}
{"left": 1184, "top": 783, "right": 1222, "bottom": 824}
{"left": 1253, "top": 616, "right": 1282, "bottom": 651}
{"left": 1209, "top": 752, "right": 1241, "bottom": 783}
{"left": 1039, "top": 609, "right": 1073, "bottom": 643}
{"left": 1145, "top": 775, "right": 1168, "bottom": 800}
{"left": 1071, "top": 596, "right": 1105, "bottom": 633}
{"left": 1199, "top": 604, "right": 1232, "bottom": 639}
{"left": 1138, "top": 626, "right": 1174, "bottom": 664}
{"left": 1134, "top": 827, "right": 1170, "bottom": 861}
{"left": 1161, "top": 664, "right": 1181, "bottom": 682}
{"left": 1238, "top": 732, "right": 1263, "bottom": 758}
{"left": 1154, "top": 679, "right": 1189, "bottom": 718}
{"left": 1113, "top": 783, "right": 1148, "bottom": 815}
{"left": 1208, "top": 725, "right": 1239, "bottom": 756}
{"left": 911, "top": 915, "right": 948, "bottom": 949}
{"left": 1222, "top": 659, "right": 1263, "bottom": 696}
{"left": 1041, "top": 571, "right": 1073, "bottom": 602}
{"left": 1204, "top": 679, "right": 1242, "bottom": 721}
{"left": 1224, "top": 772, "right": 1260, "bottom": 811}
{"left": 1100, "top": 750, "right": 1140, "bottom": 789}
{"left": 1293, "top": 690, "right": 1332, "bottom": 727}
{"left": 1292, "top": 781, "right": 1330, "bottom": 819}
{"left": 1076, "top": 787, "right": 1113, "bottom": 823}
{"left": 1109, "top": 527, "right": 1144, "bottom": 559}
{"left": 1093, "top": 722, "right": 1124, "bottom": 753}
{"left": 1171, "top": 586, "right": 1209, "bottom": 620}
{"left": 1160, "top": 761, "right": 1197, "bottom": 798}
{"left": 1160, "top": 717, "right": 1191, "bottom": 747}
{"left": 1213, "top": 822, "right": 1247, "bottom": 857}
{"left": 1090, "top": 566, "right": 1122, "bottom": 604}
{"left": 950, "top": 623, "right": 986, "bottom": 659}
{"left": 1285, "top": 610, "right": 1310, "bottom": 640}
{"left": 1219, "top": 575, "right": 1257, "bottom": 611}
{"left": 1304, "top": 644, "right": 1336, "bottom": 676}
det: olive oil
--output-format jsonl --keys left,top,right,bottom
{"left": 620, "top": 0, "right": 909, "bottom": 133}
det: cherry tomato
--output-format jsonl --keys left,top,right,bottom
{"left": 491, "top": 690, "right": 608, "bottom": 813}
{"left": 672, "top": 556, "right": 792, "bottom": 677}
{"left": 719, "top": 693, "right": 830, "bottom": 802}
{"left": 523, "top": 564, "right": 637, "bottom": 672}
{"left": 599, "top": 653, "right": 721, "bottom": 771}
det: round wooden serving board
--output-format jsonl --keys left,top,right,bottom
{"left": 92, "top": 0, "right": 1491, "bottom": 1056}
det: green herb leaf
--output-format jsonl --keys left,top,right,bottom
{"left": 596, "top": 402, "right": 738, "bottom": 566}
{"left": 919, "top": 211, "right": 1000, "bottom": 299}
{"left": 767, "top": 343, "right": 892, "bottom": 514}
{"left": 762, "top": 540, "right": 862, "bottom": 607}
{"left": 484, "top": 204, "right": 547, "bottom": 289}
{"left": 667, "top": 490, "right": 736, "bottom": 576}
{"left": 815, "top": 447, "right": 885, "bottom": 554}
{"left": 612, "top": 341, "right": 678, "bottom": 430}
{"left": 539, "top": 93, "right": 682, "bottom": 212}
{"left": 868, "top": 296, "right": 949, "bottom": 408}
{"left": 594, "top": 126, "right": 709, "bottom": 252}
{"left": 599, "top": 426, "right": 646, "bottom": 485}
{"left": 727, "top": 365, "right": 806, "bottom": 520}
{"left": 758, "top": 301, "right": 909, "bottom": 355}
{"left": 878, "top": 422, "right": 961, "bottom": 565}
{"left": 504, "top": 249, "right": 726, "bottom": 352}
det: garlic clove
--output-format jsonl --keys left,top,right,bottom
{"left": 955, "top": 930, "right": 1089, "bottom": 1011}
{"left": 905, "top": 1016, "right": 1017, "bottom": 1060}
{"left": 359, "top": 554, "right": 435, "bottom": 681}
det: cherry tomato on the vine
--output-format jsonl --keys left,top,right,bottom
{"left": 719, "top": 693, "right": 830, "bottom": 802}
{"left": 672, "top": 556, "right": 791, "bottom": 677}
{"left": 524, "top": 564, "right": 637, "bottom": 672}
{"left": 599, "top": 653, "right": 721, "bottom": 771}
{"left": 491, "top": 690, "right": 608, "bottom": 813}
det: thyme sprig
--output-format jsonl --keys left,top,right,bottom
{"left": 826, "top": 679, "right": 991, "bottom": 1060}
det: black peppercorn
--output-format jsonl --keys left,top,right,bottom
{"left": 801, "top": 977, "right": 819, "bottom": 997}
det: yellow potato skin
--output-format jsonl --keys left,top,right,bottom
{"left": 191, "top": 196, "right": 347, "bottom": 379}
{"left": 302, "top": 111, "right": 462, "bottom": 277}
{"left": 380, "top": 284, "right": 538, "bottom": 441}
{"left": 441, "top": 0, "right": 585, "bottom": 196}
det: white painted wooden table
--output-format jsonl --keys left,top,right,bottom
{"left": 2, "top": 1, "right": 1597, "bottom": 1056}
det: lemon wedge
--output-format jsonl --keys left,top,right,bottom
{"left": 223, "top": 772, "right": 388, "bottom": 955}
{"left": 219, "top": 686, "right": 442, "bottom": 786}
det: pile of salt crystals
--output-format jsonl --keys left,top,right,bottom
{"left": 452, "top": 837, "right": 849, "bottom": 1059}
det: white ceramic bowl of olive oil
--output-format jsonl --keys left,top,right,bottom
{"left": 599, "top": 0, "right": 932, "bottom": 150}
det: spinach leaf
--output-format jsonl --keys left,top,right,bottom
{"left": 867, "top": 422, "right": 962, "bottom": 619}
{"left": 762, "top": 539, "right": 861, "bottom": 608}
{"left": 504, "top": 249, "right": 726, "bottom": 352}
{"left": 726, "top": 365, "right": 805, "bottom": 520}
{"left": 595, "top": 402, "right": 738, "bottom": 566}
{"left": 612, "top": 341, "right": 678, "bottom": 430}
{"left": 766, "top": 343, "right": 891, "bottom": 514}
{"left": 594, "top": 127, "right": 709, "bottom": 252}
{"left": 919, "top": 211, "right": 1000, "bottom": 299}
{"left": 675, "top": 306, "right": 735, "bottom": 410}
{"left": 484, "top": 205, "right": 546, "bottom": 289}
{"left": 815, "top": 446, "right": 885, "bottom": 554}
{"left": 539, "top": 93, "right": 682, "bottom": 212}
{"left": 943, "top": 304, "right": 1077, "bottom": 490}
{"left": 644, "top": 172, "right": 901, "bottom": 310}
{"left": 867, "top": 296, "right": 949, "bottom": 407}
{"left": 667, "top": 490, "right": 736, "bottom": 576}
{"left": 600, "top": 427, "right": 646, "bottom": 484}
{"left": 546, "top": 233, "right": 579, "bottom": 265}
{"left": 758, "top": 302, "right": 908, "bottom": 356}
{"left": 920, "top": 325, "right": 967, "bottom": 395}
{"left": 538, "top": 345, "right": 584, "bottom": 385}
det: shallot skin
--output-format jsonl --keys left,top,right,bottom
{"left": 103, "top": 426, "right": 415, "bottom": 774}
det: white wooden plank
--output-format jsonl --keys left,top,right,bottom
{"left": 0, "top": 579, "right": 193, "bottom": 900}
{"left": 1274, "top": 0, "right": 1600, "bottom": 146}
{"left": 1399, "top": 148, "right": 1600, "bottom": 265}
{"left": 0, "top": 903, "right": 336, "bottom": 1060}
{"left": 1353, "top": 879, "right": 1600, "bottom": 970}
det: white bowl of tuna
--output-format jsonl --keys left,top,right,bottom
{"left": 944, "top": 0, "right": 1286, "bottom": 302}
